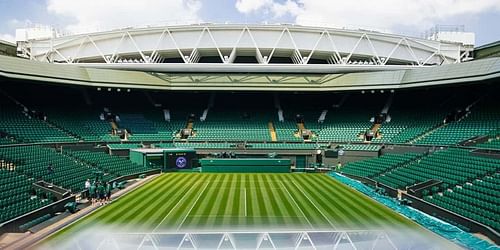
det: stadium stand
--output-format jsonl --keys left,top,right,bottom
{"left": 192, "top": 111, "right": 271, "bottom": 141}
{"left": 476, "top": 130, "right": 500, "bottom": 150}
{"left": 375, "top": 148, "right": 499, "bottom": 188}
{"left": 424, "top": 173, "right": 500, "bottom": 232}
{"left": 0, "top": 144, "right": 159, "bottom": 224}
{"left": 0, "top": 104, "right": 77, "bottom": 144}
{"left": 343, "top": 148, "right": 500, "bottom": 232}
{"left": 0, "top": 164, "right": 50, "bottom": 223}
{"left": 342, "top": 152, "right": 422, "bottom": 178}
{"left": 0, "top": 78, "right": 499, "bottom": 245}
{"left": 107, "top": 144, "right": 144, "bottom": 150}
{"left": 0, "top": 145, "right": 101, "bottom": 192}
{"left": 47, "top": 109, "right": 120, "bottom": 142}
{"left": 339, "top": 144, "right": 382, "bottom": 151}
{"left": 63, "top": 149, "right": 153, "bottom": 176}
{"left": 414, "top": 104, "right": 500, "bottom": 145}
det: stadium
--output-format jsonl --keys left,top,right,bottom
{"left": 0, "top": 22, "right": 498, "bottom": 250}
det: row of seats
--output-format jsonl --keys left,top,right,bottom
{"left": 107, "top": 144, "right": 144, "bottom": 150}
{"left": 342, "top": 153, "right": 421, "bottom": 178}
{"left": 48, "top": 110, "right": 119, "bottom": 142}
{"left": 0, "top": 146, "right": 97, "bottom": 192}
{"left": 342, "top": 148, "right": 500, "bottom": 232}
{"left": 0, "top": 197, "right": 50, "bottom": 224}
{"left": 340, "top": 144, "right": 381, "bottom": 151}
{"left": 0, "top": 110, "right": 77, "bottom": 143}
{"left": 415, "top": 108, "right": 500, "bottom": 145}
{"left": 375, "top": 148, "right": 499, "bottom": 189}
{"left": 64, "top": 149, "right": 155, "bottom": 176}
{"left": 0, "top": 144, "right": 160, "bottom": 223}
{"left": 1, "top": 100, "right": 498, "bottom": 145}
{"left": 424, "top": 173, "right": 500, "bottom": 232}
{"left": 476, "top": 130, "right": 500, "bottom": 150}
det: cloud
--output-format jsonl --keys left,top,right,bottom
{"left": 0, "top": 33, "right": 15, "bottom": 43}
{"left": 0, "top": 19, "right": 33, "bottom": 43}
{"left": 46, "top": 0, "right": 202, "bottom": 33}
{"left": 235, "top": 0, "right": 500, "bottom": 31}
{"left": 235, "top": 0, "right": 273, "bottom": 14}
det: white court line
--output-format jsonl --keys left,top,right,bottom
{"left": 244, "top": 188, "right": 247, "bottom": 217}
{"left": 279, "top": 181, "right": 313, "bottom": 229}
{"left": 290, "top": 180, "right": 337, "bottom": 229}
{"left": 152, "top": 180, "right": 202, "bottom": 232}
{"left": 185, "top": 215, "right": 305, "bottom": 218}
{"left": 176, "top": 181, "right": 210, "bottom": 231}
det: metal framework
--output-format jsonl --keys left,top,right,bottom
{"left": 18, "top": 24, "right": 469, "bottom": 73}
{"left": 53, "top": 230, "right": 448, "bottom": 250}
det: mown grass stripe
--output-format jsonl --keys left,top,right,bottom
{"left": 195, "top": 174, "right": 227, "bottom": 228}
{"left": 176, "top": 180, "right": 210, "bottom": 231}
{"left": 314, "top": 174, "right": 410, "bottom": 225}
{"left": 54, "top": 174, "right": 177, "bottom": 235}
{"left": 120, "top": 173, "right": 195, "bottom": 227}
{"left": 261, "top": 174, "right": 286, "bottom": 226}
{"left": 289, "top": 178, "right": 337, "bottom": 229}
{"left": 292, "top": 174, "right": 368, "bottom": 228}
{"left": 135, "top": 174, "right": 203, "bottom": 230}
{"left": 292, "top": 174, "right": 362, "bottom": 225}
{"left": 152, "top": 174, "right": 208, "bottom": 232}
{"left": 46, "top": 172, "right": 430, "bottom": 244}
{"left": 198, "top": 174, "right": 228, "bottom": 227}
{"left": 307, "top": 174, "right": 412, "bottom": 228}
{"left": 256, "top": 174, "right": 278, "bottom": 226}
{"left": 278, "top": 178, "right": 313, "bottom": 229}
{"left": 272, "top": 175, "right": 305, "bottom": 227}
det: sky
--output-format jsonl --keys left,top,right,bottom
{"left": 0, "top": 0, "right": 499, "bottom": 46}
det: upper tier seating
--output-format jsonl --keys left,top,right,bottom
{"left": 117, "top": 112, "right": 174, "bottom": 142}
{"left": 477, "top": 138, "right": 500, "bottom": 150}
{"left": 316, "top": 109, "right": 371, "bottom": 143}
{"left": 48, "top": 110, "right": 119, "bottom": 142}
{"left": 374, "top": 111, "right": 443, "bottom": 144}
{"left": 342, "top": 152, "right": 421, "bottom": 178}
{"left": 192, "top": 111, "right": 271, "bottom": 141}
{"left": 274, "top": 121, "right": 302, "bottom": 142}
{"left": 64, "top": 150, "right": 154, "bottom": 176}
{"left": 0, "top": 111, "right": 77, "bottom": 143}
{"left": 415, "top": 107, "right": 500, "bottom": 145}
{"left": 375, "top": 148, "right": 500, "bottom": 189}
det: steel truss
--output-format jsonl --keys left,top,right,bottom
{"left": 21, "top": 24, "right": 468, "bottom": 68}
{"left": 58, "top": 229, "right": 445, "bottom": 250}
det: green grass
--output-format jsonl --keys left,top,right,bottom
{"left": 48, "top": 173, "right": 428, "bottom": 238}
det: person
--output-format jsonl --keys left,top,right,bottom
{"left": 336, "top": 161, "right": 342, "bottom": 171}
{"left": 47, "top": 163, "right": 54, "bottom": 174}
{"left": 84, "top": 179, "right": 91, "bottom": 199}
{"left": 89, "top": 181, "right": 97, "bottom": 206}
{"left": 97, "top": 182, "right": 105, "bottom": 205}
{"left": 105, "top": 182, "right": 111, "bottom": 203}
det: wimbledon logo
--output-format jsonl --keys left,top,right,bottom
{"left": 176, "top": 156, "right": 187, "bottom": 168}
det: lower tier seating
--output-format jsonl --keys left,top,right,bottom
{"left": 342, "top": 148, "right": 500, "bottom": 232}
{"left": 424, "top": 173, "right": 500, "bottom": 232}
{"left": 0, "top": 167, "right": 50, "bottom": 223}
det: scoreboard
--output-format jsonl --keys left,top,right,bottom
{"left": 164, "top": 148, "right": 197, "bottom": 170}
